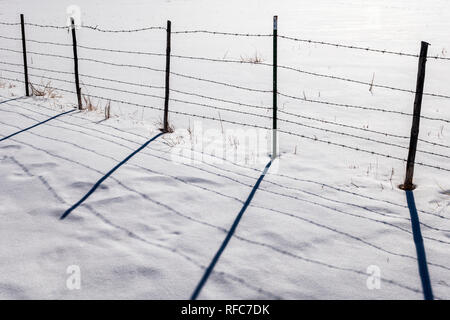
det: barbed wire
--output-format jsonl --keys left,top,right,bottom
{"left": 1, "top": 59, "right": 447, "bottom": 140}
{"left": 77, "top": 56, "right": 166, "bottom": 73}
{"left": 0, "top": 34, "right": 72, "bottom": 47}
{"left": 1, "top": 73, "right": 450, "bottom": 172}
{"left": 77, "top": 43, "right": 271, "bottom": 67}
{"left": 26, "top": 38, "right": 72, "bottom": 47}
{"left": 78, "top": 44, "right": 166, "bottom": 57}
{"left": 172, "top": 30, "right": 271, "bottom": 37}
{"left": 0, "top": 62, "right": 166, "bottom": 91}
{"left": 0, "top": 61, "right": 75, "bottom": 75}
{"left": 170, "top": 88, "right": 269, "bottom": 111}
{"left": 1, "top": 64, "right": 447, "bottom": 150}
{"left": 278, "top": 91, "right": 450, "bottom": 124}
{"left": 0, "top": 61, "right": 447, "bottom": 150}
{"left": 2, "top": 18, "right": 449, "bottom": 63}
{"left": 0, "top": 74, "right": 164, "bottom": 112}
{"left": 0, "top": 21, "right": 21, "bottom": 26}
{"left": 278, "top": 115, "right": 450, "bottom": 160}
{"left": 1, "top": 69, "right": 267, "bottom": 121}
{"left": 0, "top": 47, "right": 73, "bottom": 60}
{"left": 4, "top": 36, "right": 450, "bottom": 99}
{"left": 279, "top": 109, "right": 450, "bottom": 149}
{"left": 3, "top": 67, "right": 449, "bottom": 160}
{"left": 280, "top": 109, "right": 410, "bottom": 139}
{"left": 277, "top": 129, "right": 450, "bottom": 172}
{"left": 24, "top": 22, "right": 67, "bottom": 30}
{"left": 0, "top": 35, "right": 21, "bottom": 41}
{"left": 76, "top": 75, "right": 273, "bottom": 119}
{"left": 0, "top": 61, "right": 267, "bottom": 109}
{"left": 82, "top": 24, "right": 166, "bottom": 32}
{"left": 278, "top": 35, "right": 450, "bottom": 61}
{"left": 170, "top": 70, "right": 272, "bottom": 93}
{"left": 277, "top": 64, "right": 450, "bottom": 99}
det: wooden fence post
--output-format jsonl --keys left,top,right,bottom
{"left": 400, "top": 41, "right": 429, "bottom": 190}
{"left": 70, "top": 18, "right": 82, "bottom": 110}
{"left": 20, "top": 14, "right": 29, "bottom": 97}
{"left": 162, "top": 20, "right": 172, "bottom": 132}
{"left": 272, "top": 15, "right": 278, "bottom": 159}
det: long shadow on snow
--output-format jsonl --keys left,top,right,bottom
{"left": 4, "top": 98, "right": 446, "bottom": 296}
{"left": 190, "top": 160, "right": 272, "bottom": 300}
{"left": 0, "top": 96, "right": 26, "bottom": 105}
{"left": 2, "top": 118, "right": 446, "bottom": 271}
{"left": 405, "top": 190, "right": 434, "bottom": 300}
{"left": 60, "top": 132, "right": 164, "bottom": 220}
{"left": 6, "top": 97, "right": 448, "bottom": 222}
{"left": 4, "top": 122, "right": 430, "bottom": 295}
{"left": 0, "top": 108, "right": 76, "bottom": 142}
{"left": 5, "top": 155, "right": 278, "bottom": 299}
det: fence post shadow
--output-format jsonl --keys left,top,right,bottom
{"left": 0, "top": 108, "right": 76, "bottom": 142}
{"left": 190, "top": 159, "right": 273, "bottom": 300}
{"left": 0, "top": 96, "right": 26, "bottom": 105}
{"left": 60, "top": 132, "right": 164, "bottom": 220}
{"left": 405, "top": 190, "right": 434, "bottom": 300}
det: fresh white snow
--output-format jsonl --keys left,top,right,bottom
{"left": 0, "top": 0, "right": 449, "bottom": 299}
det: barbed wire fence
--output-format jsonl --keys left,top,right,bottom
{"left": 1, "top": 16, "right": 450, "bottom": 187}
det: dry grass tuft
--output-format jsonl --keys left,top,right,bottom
{"left": 82, "top": 94, "right": 100, "bottom": 111}
{"left": 240, "top": 52, "right": 264, "bottom": 64}
{"left": 30, "top": 81, "right": 60, "bottom": 98}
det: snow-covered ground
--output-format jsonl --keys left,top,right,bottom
{"left": 0, "top": 0, "right": 449, "bottom": 299}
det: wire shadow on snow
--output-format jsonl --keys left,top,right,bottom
{"left": 0, "top": 96, "right": 26, "bottom": 105}
{"left": 405, "top": 191, "right": 434, "bottom": 300}
{"left": 0, "top": 108, "right": 76, "bottom": 142}
{"left": 60, "top": 132, "right": 164, "bottom": 220}
{"left": 6, "top": 130, "right": 430, "bottom": 295}
{"left": 190, "top": 160, "right": 272, "bottom": 300}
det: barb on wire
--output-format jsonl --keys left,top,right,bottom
{"left": 279, "top": 35, "right": 450, "bottom": 61}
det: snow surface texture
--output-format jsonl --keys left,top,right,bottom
{"left": 0, "top": 0, "right": 449, "bottom": 299}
